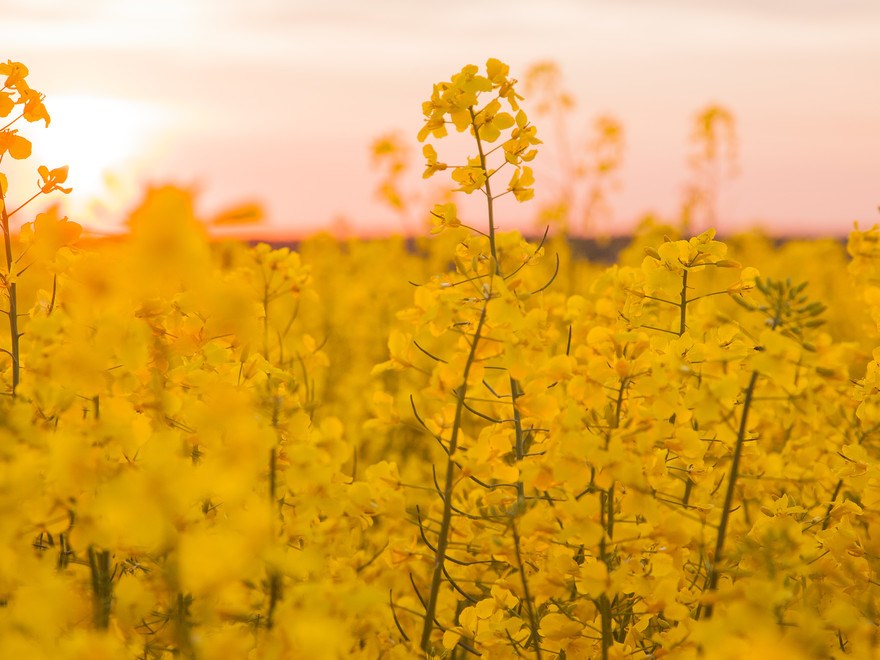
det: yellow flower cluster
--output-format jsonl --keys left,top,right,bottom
{"left": 379, "top": 60, "right": 880, "bottom": 658}
{"left": 418, "top": 59, "right": 541, "bottom": 247}
{"left": 0, "top": 57, "right": 877, "bottom": 660}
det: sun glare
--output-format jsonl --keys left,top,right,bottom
{"left": 20, "top": 94, "right": 171, "bottom": 230}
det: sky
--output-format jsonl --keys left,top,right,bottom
{"left": 1, "top": 0, "right": 878, "bottom": 238}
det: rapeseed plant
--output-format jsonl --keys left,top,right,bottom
{"left": 0, "top": 56, "right": 877, "bottom": 660}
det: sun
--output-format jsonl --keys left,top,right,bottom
{"left": 22, "top": 94, "right": 170, "bottom": 230}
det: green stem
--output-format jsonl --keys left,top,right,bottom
{"left": 262, "top": 284, "right": 270, "bottom": 359}
{"left": 598, "top": 485, "right": 615, "bottom": 659}
{"left": 511, "top": 519, "right": 542, "bottom": 659}
{"left": 508, "top": 376, "right": 541, "bottom": 656}
{"left": 174, "top": 592, "right": 195, "bottom": 658}
{"left": 701, "top": 369, "right": 759, "bottom": 619}
{"left": 5, "top": 190, "right": 41, "bottom": 219}
{"left": 267, "top": 396, "right": 282, "bottom": 628}
{"left": 598, "top": 378, "right": 625, "bottom": 656}
{"left": 269, "top": 446, "right": 277, "bottom": 503}
{"left": 469, "top": 107, "right": 499, "bottom": 275}
{"left": 266, "top": 571, "right": 281, "bottom": 629}
{"left": 821, "top": 480, "right": 843, "bottom": 531}
{"left": 678, "top": 268, "right": 688, "bottom": 337}
{"left": 510, "top": 375, "right": 526, "bottom": 508}
{"left": 0, "top": 185, "right": 19, "bottom": 395}
{"left": 87, "top": 546, "right": 113, "bottom": 629}
{"left": 599, "top": 593, "right": 612, "bottom": 660}
{"left": 420, "top": 300, "right": 490, "bottom": 653}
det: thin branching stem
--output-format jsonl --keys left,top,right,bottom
{"left": 0, "top": 184, "right": 19, "bottom": 394}
{"left": 678, "top": 268, "right": 689, "bottom": 336}
{"left": 511, "top": 519, "right": 543, "bottom": 658}
{"left": 469, "top": 107, "right": 499, "bottom": 274}
{"left": 701, "top": 369, "right": 759, "bottom": 619}
{"left": 420, "top": 298, "right": 491, "bottom": 652}
{"left": 88, "top": 546, "right": 113, "bottom": 630}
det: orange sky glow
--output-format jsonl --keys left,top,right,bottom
{"left": 2, "top": 0, "right": 878, "bottom": 238}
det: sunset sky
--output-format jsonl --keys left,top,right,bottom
{"left": 1, "top": 0, "right": 878, "bottom": 237}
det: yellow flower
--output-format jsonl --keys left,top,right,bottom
{"left": 0, "top": 60, "right": 29, "bottom": 89}
{"left": 0, "top": 129, "right": 31, "bottom": 160}
{"left": 422, "top": 144, "right": 447, "bottom": 178}
{"left": 0, "top": 91, "right": 14, "bottom": 117}
{"left": 20, "top": 87, "right": 50, "bottom": 126}
{"left": 417, "top": 111, "right": 447, "bottom": 142}
{"left": 447, "top": 64, "right": 492, "bottom": 111}
{"left": 428, "top": 202, "right": 461, "bottom": 233}
{"left": 485, "top": 58, "right": 510, "bottom": 86}
{"left": 451, "top": 157, "right": 487, "bottom": 193}
{"left": 473, "top": 98, "right": 514, "bottom": 143}
{"left": 37, "top": 164, "right": 72, "bottom": 194}
{"left": 508, "top": 165, "right": 535, "bottom": 202}
{"left": 539, "top": 612, "right": 585, "bottom": 653}
{"left": 19, "top": 206, "right": 82, "bottom": 262}
{"left": 503, "top": 111, "right": 541, "bottom": 165}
